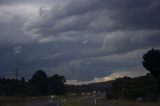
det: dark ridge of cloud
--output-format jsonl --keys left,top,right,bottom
{"left": 26, "top": 0, "right": 160, "bottom": 37}
{"left": 111, "top": 0, "right": 160, "bottom": 30}
{"left": 101, "top": 30, "right": 160, "bottom": 54}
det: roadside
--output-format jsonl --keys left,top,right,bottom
{"left": 66, "top": 94, "right": 160, "bottom": 106}
{"left": 0, "top": 96, "right": 160, "bottom": 106}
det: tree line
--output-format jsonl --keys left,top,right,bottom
{"left": 67, "top": 81, "right": 112, "bottom": 94}
{"left": 106, "top": 48, "right": 160, "bottom": 101}
{"left": 0, "top": 70, "right": 66, "bottom": 96}
{"left": 106, "top": 74, "right": 158, "bottom": 101}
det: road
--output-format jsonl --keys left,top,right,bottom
{"left": 79, "top": 93, "right": 106, "bottom": 103}
{"left": 23, "top": 101, "right": 59, "bottom": 106}
{"left": 79, "top": 94, "right": 128, "bottom": 106}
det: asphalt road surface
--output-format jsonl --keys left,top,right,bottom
{"left": 23, "top": 101, "right": 59, "bottom": 106}
{"left": 79, "top": 94, "right": 128, "bottom": 106}
{"left": 79, "top": 93, "right": 106, "bottom": 103}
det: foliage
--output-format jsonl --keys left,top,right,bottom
{"left": 0, "top": 70, "right": 66, "bottom": 96}
{"left": 66, "top": 81, "right": 112, "bottom": 94}
{"left": 110, "top": 74, "right": 158, "bottom": 100}
{"left": 0, "top": 78, "right": 27, "bottom": 96}
{"left": 48, "top": 74, "right": 66, "bottom": 95}
{"left": 28, "top": 70, "right": 48, "bottom": 96}
{"left": 142, "top": 48, "right": 160, "bottom": 94}
{"left": 142, "top": 48, "right": 160, "bottom": 77}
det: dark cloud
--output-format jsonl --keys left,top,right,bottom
{"left": 26, "top": 0, "right": 160, "bottom": 35}
{"left": 0, "top": 0, "right": 57, "bottom": 5}
{"left": 0, "top": 0, "right": 160, "bottom": 81}
{"left": 110, "top": 0, "right": 160, "bottom": 30}
{"left": 101, "top": 30, "right": 160, "bottom": 54}
{"left": 0, "top": 12, "right": 34, "bottom": 45}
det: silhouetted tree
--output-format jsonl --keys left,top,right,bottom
{"left": 19, "top": 77, "right": 28, "bottom": 96}
{"left": 0, "top": 71, "right": 68, "bottom": 96}
{"left": 48, "top": 74, "right": 66, "bottom": 95}
{"left": 142, "top": 48, "right": 160, "bottom": 95}
{"left": 3, "top": 79, "right": 21, "bottom": 96}
{"left": 28, "top": 70, "right": 48, "bottom": 96}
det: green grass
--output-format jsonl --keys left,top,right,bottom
{"left": 62, "top": 102, "right": 160, "bottom": 106}
{"left": 61, "top": 96, "right": 160, "bottom": 106}
{"left": 0, "top": 96, "right": 26, "bottom": 105}
{"left": 107, "top": 100, "right": 160, "bottom": 106}
{"left": 0, "top": 96, "right": 49, "bottom": 106}
{"left": 0, "top": 96, "right": 160, "bottom": 106}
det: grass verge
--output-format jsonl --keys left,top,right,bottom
{"left": 107, "top": 100, "right": 160, "bottom": 106}
{"left": 0, "top": 96, "right": 49, "bottom": 106}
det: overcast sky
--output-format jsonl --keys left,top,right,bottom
{"left": 0, "top": 0, "right": 160, "bottom": 84}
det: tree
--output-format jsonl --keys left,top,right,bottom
{"left": 111, "top": 75, "right": 158, "bottom": 100}
{"left": 28, "top": 70, "right": 48, "bottom": 96}
{"left": 48, "top": 74, "right": 66, "bottom": 95}
{"left": 142, "top": 48, "right": 160, "bottom": 95}
{"left": 3, "top": 79, "right": 20, "bottom": 96}
{"left": 19, "top": 77, "right": 28, "bottom": 96}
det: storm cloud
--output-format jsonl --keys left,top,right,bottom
{"left": 0, "top": 0, "right": 160, "bottom": 83}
